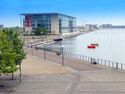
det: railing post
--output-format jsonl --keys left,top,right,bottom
{"left": 105, "top": 60, "right": 106, "bottom": 67}
{"left": 65, "top": 53, "right": 67, "bottom": 57}
{"left": 97, "top": 59, "right": 99, "bottom": 64}
{"left": 88, "top": 57, "right": 90, "bottom": 63}
{"left": 61, "top": 46, "right": 64, "bottom": 66}
{"left": 121, "top": 64, "right": 123, "bottom": 70}
{"left": 87, "top": 56, "right": 88, "bottom": 62}
{"left": 101, "top": 59, "right": 103, "bottom": 65}
{"left": 89, "top": 57, "right": 90, "bottom": 62}
{"left": 109, "top": 61, "right": 110, "bottom": 67}
{"left": 75, "top": 54, "right": 76, "bottom": 58}
{"left": 82, "top": 56, "right": 84, "bottom": 60}
{"left": 19, "top": 63, "right": 22, "bottom": 82}
{"left": 85, "top": 56, "right": 87, "bottom": 61}
{"left": 44, "top": 42, "right": 46, "bottom": 60}
{"left": 112, "top": 62, "right": 114, "bottom": 68}
{"left": 80, "top": 55, "right": 82, "bottom": 60}
{"left": 116, "top": 63, "right": 118, "bottom": 69}
{"left": 73, "top": 54, "right": 74, "bottom": 58}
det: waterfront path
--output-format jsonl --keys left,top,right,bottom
{"left": 1, "top": 49, "right": 125, "bottom": 94}
{"left": 10, "top": 70, "right": 125, "bottom": 94}
{"left": 25, "top": 48, "right": 102, "bottom": 71}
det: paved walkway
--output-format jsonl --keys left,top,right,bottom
{"left": 20, "top": 54, "right": 74, "bottom": 75}
{"left": 25, "top": 48, "right": 102, "bottom": 71}
{"left": 1, "top": 49, "right": 125, "bottom": 94}
{"left": 1, "top": 70, "right": 125, "bottom": 94}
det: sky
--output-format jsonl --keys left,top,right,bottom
{"left": 0, "top": 0, "right": 125, "bottom": 27}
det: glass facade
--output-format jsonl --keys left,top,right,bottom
{"left": 59, "top": 15, "right": 76, "bottom": 33}
{"left": 31, "top": 15, "right": 51, "bottom": 33}
{"left": 22, "top": 13, "right": 76, "bottom": 34}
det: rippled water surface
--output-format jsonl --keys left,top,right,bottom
{"left": 50, "top": 29, "right": 125, "bottom": 63}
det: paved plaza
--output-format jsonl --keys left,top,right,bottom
{"left": 1, "top": 54, "right": 125, "bottom": 94}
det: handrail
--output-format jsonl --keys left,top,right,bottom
{"left": 63, "top": 52, "right": 125, "bottom": 71}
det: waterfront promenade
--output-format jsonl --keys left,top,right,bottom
{"left": 1, "top": 48, "right": 125, "bottom": 94}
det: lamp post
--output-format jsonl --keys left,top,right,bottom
{"left": 30, "top": 40, "right": 33, "bottom": 55}
{"left": 61, "top": 45, "right": 64, "bottom": 66}
{"left": 32, "top": 33, "right": 35, "bottom": 42}
{"left": 41, "top": 32, "right": 43, "bottom": 41}
{"left": 44, "top": 42, "right": 46, "bottom": 60}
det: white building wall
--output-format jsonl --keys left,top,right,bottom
{"left": 50, "top": 15, "right": 59, "bottom": 34}
{"left": 25, "top": 27, "right": 32, "bottom": 34}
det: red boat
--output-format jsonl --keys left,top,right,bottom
{"left": 87, "top": 45, "right": 96, "bottom": 49}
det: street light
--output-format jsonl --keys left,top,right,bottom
{"left": 61, "top": 45, "right": 64, "bottom": 66}
{"left": 32, "top": 33, "right": 35, "bottom": 41}
{"left": 44, "top": 42, "right": 46, "bottom": 60}
{"left": 41, "top": 32, "right": 43, "bottom": 41}
{"left": 30, "top": 40, "right": 33, "bottom": 55}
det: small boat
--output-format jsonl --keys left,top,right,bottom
{"left": 91, "top": 43, "right": 99, "bottom": 47}
{"left": 87, "top": 45, "right": 96, "bottom": 49}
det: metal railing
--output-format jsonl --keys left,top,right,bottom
{"left": 63, "top": 52, "right": 125, "bottom": 71}
{"left": 26, "top": 46, "right": 125, "bottom": 71}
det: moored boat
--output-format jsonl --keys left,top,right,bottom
{"left": 87, "top": 45, "right": 96, "bottom": 49}
{"left": 91, "top": 43, "right": 99, "bottom": 46}
{"left": 53, "top": 37, "right": 63, "bottom": 42}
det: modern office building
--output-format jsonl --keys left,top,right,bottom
{"left": 21, "top": 13, "right": 76, "bottom": 34}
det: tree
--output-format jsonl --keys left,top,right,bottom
{"left": 0, "top": 29, "right": 26, "bottom": 74}
{"left": 33, "top": 28, "right": 48, "bottom": 36}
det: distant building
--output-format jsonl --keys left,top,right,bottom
{"left": 76, "top": 26, "right": 85, "bottom": 32}
{"left": 21, "top": 13, "right": 76, "bottom": 34}
{"left": 99, "top": 24, "right": 125, "bottom": 29}
{"left": 99, "top": 24, "right": 112, "bottom": 28}
{"left": 0, "top": 25, "right": 4, "bottom": 29}
{"left": 111, "top": 25, "right": 125, "bottom": 28}
{"left": 85, "top": 24, "right": 98, "bottom": 31}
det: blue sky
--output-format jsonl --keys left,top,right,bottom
{"left": 0, "top": 0, "right": 125, "bottom": 27}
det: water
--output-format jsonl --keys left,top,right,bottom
{"left": 49, "top": 29, "right": 125, "bottom": 63}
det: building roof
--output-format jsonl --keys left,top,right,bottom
{"left": 20, "top": 13, "right": 76, "bottom": 18}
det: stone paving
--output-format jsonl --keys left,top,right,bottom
{"left": 1, "top": 69, "right": 125, "bottom": 94}
{"left": 1, "top": 53, "right": 125, "bottom": 94}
